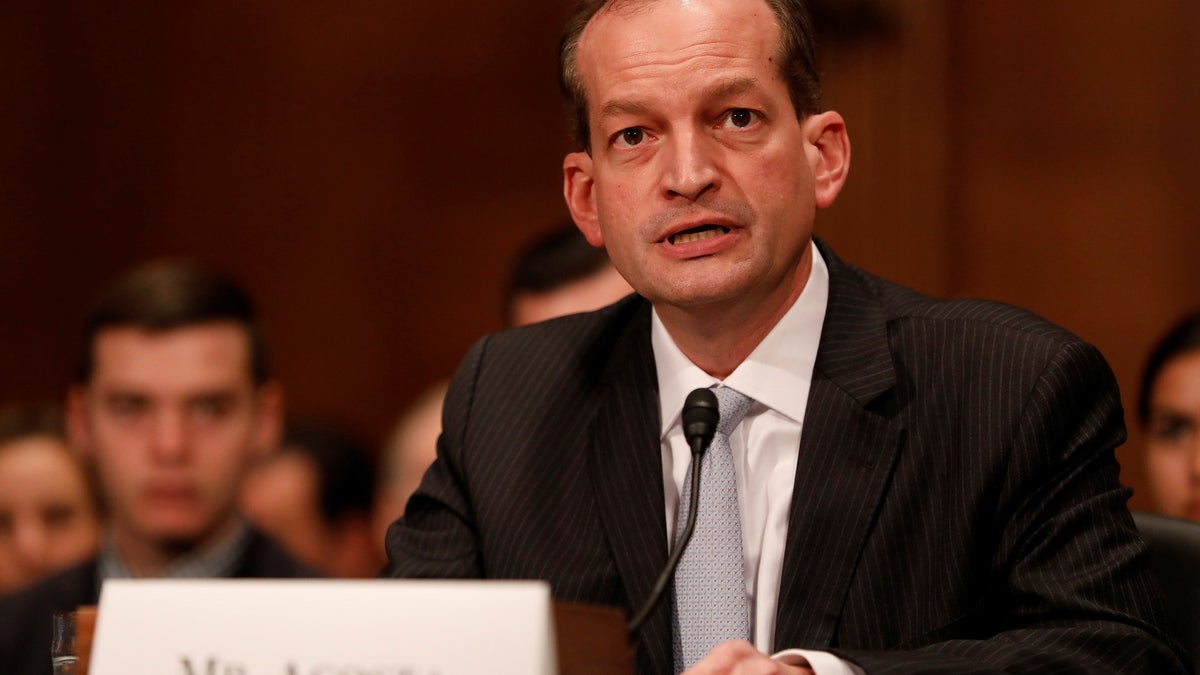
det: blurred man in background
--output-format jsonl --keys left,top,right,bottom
{"left": 0, "top": 261, "right": 314, "bottom": 675}
{"left": 503, "top": 222, "right": 633, "bottom": 327}
{"left": 242, "top": 421, "right": 382, "bottom": 577}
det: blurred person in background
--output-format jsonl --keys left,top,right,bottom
{"left": 1140, "top": 311, "right": 1200, "bottom": 522}
{"left": 241, "top": 421, "right": 382, "bottom": 577}
{"left": 503, "top": 221, "right": 633, "bottom": 327}
{"left": 0, "top": 404, "right": 101, "bottom": 595}
{"left": 373, "top": 381, "right": 448, "bottom": 560}
{"left": 0, "top": 260, "right": 315, "bottom": 675}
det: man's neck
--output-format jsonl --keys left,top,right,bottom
{"left": 108, "top": 516, "right": 242, "bottom": 577}
{"left": 655, "top": 251, "right": 812, "bottom": 379}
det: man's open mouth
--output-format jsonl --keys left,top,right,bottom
{"left": 669, "top": 225, "right": 729, "bottom": 245}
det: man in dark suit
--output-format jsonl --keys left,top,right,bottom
{"left": 387, "top": 0, "right": 1187, "bottom": 672}
{"left": 0, "top": 261, "right": 314, "bottom": 675}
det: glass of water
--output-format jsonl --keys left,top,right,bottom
{"left": 51, "top": 611, "right": 77, "bottom": 675}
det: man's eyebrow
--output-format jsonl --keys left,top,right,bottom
{"left": 1151, "top": 405, "right": 1193, "bottom": 420}
{"left": 101, "top": 389, "right": 147, "bottom": 401}
{"left": 599, "top": 99, "right": 652, "bottom": 122}
{"left": 597, "top": 77, "right": 763, "bottom": 123}
{"left": 187, "top": 390, "right": 238, "bottom": 402}
{"left": 704, "top": 76, "right": 760, "bottom": 102}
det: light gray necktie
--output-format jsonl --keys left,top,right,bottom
{"left": 671, "top": 385, "right": 753, "bottom": 672}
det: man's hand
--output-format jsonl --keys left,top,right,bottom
{"left": 682, "top": 640, "right": 815, "bottom": 674}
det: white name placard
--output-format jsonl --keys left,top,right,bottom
{"left": 89, "top": 579, "right": 557, "bottom": 675}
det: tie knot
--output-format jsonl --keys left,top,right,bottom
{"left": 713, "top": 386, "right": 752, "bottom": 436}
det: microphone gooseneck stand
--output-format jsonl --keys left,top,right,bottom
{"left": 626, "top": 387, "right": 720, "bottom": 635}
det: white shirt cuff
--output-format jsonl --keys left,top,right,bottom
{"left": 771, "top": 648, "right": 865, "bottom": 675}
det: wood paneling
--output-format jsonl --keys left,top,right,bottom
{"left": 946, "top": 1, "right": 1200, "bottom": 509}
{"left": 2, "top": 1, "right": 1197, "bottom": 514}
{"left": 1, "top": 1, "right": 576, "bottom": 440}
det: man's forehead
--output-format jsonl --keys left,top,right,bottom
{"left": 594, "top": 0, "right": 662, "bottom": 18}
{"left": 582, "top": 0, "right": 777, "bottom": 43}
{"left": 577, "top": 0, "right": 780, "bottom": 86}
{"left": 89, "top": 323, "right": 255, "bottom": 390}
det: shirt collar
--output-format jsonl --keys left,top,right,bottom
{"left": 652, "top": 240, "right": 829, "bottom": 437}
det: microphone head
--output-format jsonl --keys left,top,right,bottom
{"left": 681, "top": 388, "right": 720, "bottom": 452}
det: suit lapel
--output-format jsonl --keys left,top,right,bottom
{"left": 586, "top": 299, "right": 673, "bottom": 675}
{"left": 774, "top": 241, "right": 906, "bottom": 650}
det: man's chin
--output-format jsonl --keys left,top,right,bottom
{"left": 652, "top": 281, "right": 753, "bottom": 312}
{"left": 140, "top": 518, "right": 219, "bottom": 551}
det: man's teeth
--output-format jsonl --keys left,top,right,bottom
{"left": 670, "top": 226, "right": 726, "bottom": 245}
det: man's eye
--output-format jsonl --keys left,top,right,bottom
{"left": 109, "top": 396, "right": 148, "bottom": 417}
{"left": 191, "top": 397, "right": 232, "bottom": 421}
{"left": 615, "top": 127, "right": 645, "bottom": 147}
{"left": 725, "top": 108, "right": 757, "bottom": 128}
{"left": 1151, "top": 416, "right": 1193, "bottom": 443}
{"left": 43, "top": 504, "right": 76, "bottom": 528}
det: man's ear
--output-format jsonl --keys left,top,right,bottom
{"left": 65, "top": 385, "right": 92, "bottom": 459}
{"left": 803, "top": 111, "right": 851, "bottom": 210}
{"left": 563, "top": 151, "right": 604, "bottom": 247}
{"left": 253, "top": 381, "right": 284, "bottom": 459}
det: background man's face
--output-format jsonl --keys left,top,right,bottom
{"left": 564, "top": 0, "right": 826, "bottom": 314}
{"left": 509, "top": 264, "right": 633, "bottom": 326}
{"left": 1145, "top": 350, "right": 1200, "bottom": 522}
{"left": 70, "top": 323, "right": 276, "bottom": 549}
{"left": 240, "top": 450, "right": 327, "bottom": 568}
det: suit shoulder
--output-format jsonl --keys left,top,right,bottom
{"left": 846, "top": 263, "right": 1083, "bottom": 348}
{"left": 237, "top": 528, "right": 321, "bottom": 578}
{"left": 439, "top": 294, "right": 648, "bottom": 458}
{"left": 0, "top": 559, "right": 98, "bottom": 613}
{"left": 471, "top": 293, "right": 647, "bottom": 381}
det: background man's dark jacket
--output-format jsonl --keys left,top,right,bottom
{"left": 0, "top": 528, "right": 313, "bottom": 675}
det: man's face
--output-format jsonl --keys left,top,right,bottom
{"left": 1145, "top": 350, "right": 1200, "bottom": 522}
{"left": 69, "top": 323, "right": 279, "bottom": 550}
{"left": 563, "top": 0, "right": 848, "bottom": 317}
{"left": 240, "top": 451, "right": 327, "bottom": 570}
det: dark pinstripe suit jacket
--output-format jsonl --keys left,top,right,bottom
{"left": 387, "top": 240, "right": 1187, "bottom": 674}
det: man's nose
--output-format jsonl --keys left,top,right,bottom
{"left": 660, "top": 129, "right": 720, "bottom": 201}
{"left": 149, "top": 410, "right": 189, "bottom": 462}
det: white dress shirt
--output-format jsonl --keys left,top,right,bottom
{"left": 652, "top": 242, "right": 863, "bottom": 675}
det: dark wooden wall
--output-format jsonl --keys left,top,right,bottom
{"left": 3, "top": 1, "right": 1197, "bottom": 509}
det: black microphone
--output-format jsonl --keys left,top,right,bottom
{"left": 627, "top": 387, "right": 720, "bottom": 635}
